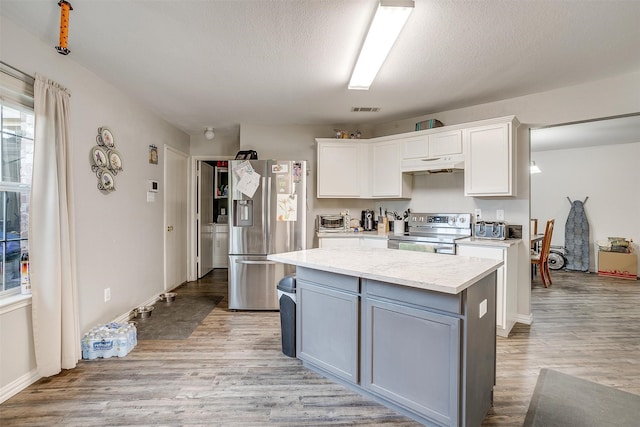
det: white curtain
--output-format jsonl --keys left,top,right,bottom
{"left": 30, "top": 74, "right": 80, "bottom": 376}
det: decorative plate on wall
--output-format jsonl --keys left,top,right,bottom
{"left": 97, "top": 169, "right": 115, "bottom": 192}
{"left": 97, "top": 127, "right": 115, "bottom": 148}
{"left": 107, "top": 149, "right": 123, "bottom": 173}
{"left": 90, "top": 126, "right": 123, "bottom": 194}
{"left": 90, "top": 146, "right": 109, "bottom": 171}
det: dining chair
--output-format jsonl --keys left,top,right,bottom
{"left": 531, "top": 219, "right": 555, "bottom": 287}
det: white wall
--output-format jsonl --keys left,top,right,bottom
{"left": 1, "top": 16, "right": 189, "bottom": 395}
{"left": 190, "top": 128, "right": 240, "bottom": 157}
{"left": 531, "top": 142, "right": 640, "bottom": 273}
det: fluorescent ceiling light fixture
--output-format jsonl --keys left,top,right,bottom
{"left": 530, "top": 161, "right": 542, "bottom": 174}
{"left": 348, "top": 0, "right": 414, "bottom": 90}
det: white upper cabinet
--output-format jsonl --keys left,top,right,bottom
{"left": 316, "top": 141, "right": 361, "bottom": 198}
{"left": 316, "top": 138, "right": 408, "bottom": 199}
{"left": 401, "top": 135, "right": 429, "bottom": 160}
{"left": 428, "top": 130, "right": 462, "bottom": 157}
{"left": 371, "top": 140, "right": 412, "bottom": 198}
{"left": 317, "top": 115, "right": 518, "bottom": 199}
{"left": 402, "top": 130, "right": 462, "bottom": 160}
{"left": 464, "top": 117, "right": 519, "bottom": 197}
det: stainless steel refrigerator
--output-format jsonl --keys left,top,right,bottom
{"left": 228, "top": 160, "right": 306, "bottom": 310}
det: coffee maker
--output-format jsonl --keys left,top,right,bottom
{"left": 361, "top": 210, "right": 375, "bottom": 231}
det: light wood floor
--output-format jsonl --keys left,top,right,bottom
{"left": 1, "top": 269, "right": 639, "bottom": 426}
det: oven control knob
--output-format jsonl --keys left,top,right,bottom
{"left": 458, "top": 217, "right": 465, "bottom": 223}
{"left": 448, "top": 217, "right": 455, "bottom": 225}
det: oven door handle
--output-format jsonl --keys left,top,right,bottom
{"left": 388, "top": 240, "right": 456, "bottom": 254}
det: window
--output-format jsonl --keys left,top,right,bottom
{"left": 0, "top": 62, "right": 34, "bottom": 297}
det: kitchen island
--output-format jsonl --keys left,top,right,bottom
{"left": 268, "top": 247, "right": 502, "bottom": 427}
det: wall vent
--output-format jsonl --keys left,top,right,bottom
{"left": 351, "top": 107, "right": 381, "bottom": 113}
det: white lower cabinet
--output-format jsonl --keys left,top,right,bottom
{"left": 213, "top": 224, "right": 229, "bottom": 268}
{"left": 318, "top": 235, "right": 387, "bottom": 249}
{"left": 457, "top": 242, "right": 517, "bottom": 337}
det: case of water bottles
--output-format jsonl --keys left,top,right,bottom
{"left": 81, "top": 322, "right": 137, "bottom": 360}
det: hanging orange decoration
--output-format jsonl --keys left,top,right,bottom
{"left": 55, "top": 0, "right": 73, "bottom": 55}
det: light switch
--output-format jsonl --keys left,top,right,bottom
{"left": 496, "top": 209, "right": 505, "bottom": 221}
{"left": 474, "top": 209, "right": 482, "bottom": 221}
{"left": 479, "top": 299, "right": 487, "bottom": 318}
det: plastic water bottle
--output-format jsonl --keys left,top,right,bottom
{"left": 20, "top": 252, "right": 31, "bottom": 295}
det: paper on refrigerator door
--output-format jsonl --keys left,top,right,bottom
{"left": 277, "top": 194, "right": 297, "bottom": 221}
{"left": 236, "top": 171, "right": 260, "bottom": 198}
{"left": 232, "top": 160, "right": 261, "bottom": 197}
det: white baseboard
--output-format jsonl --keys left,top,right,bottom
{"left": 515, "top": 313, "right": 534, "bottom": 325}
{"left": 0, "top": 369, "right": 40, "bottom": 404}
{"left": 111, "top": 295, "right": 162, "bottom": 324}
{"left": 2, "top": 294, "right": 166, "bottom": 404}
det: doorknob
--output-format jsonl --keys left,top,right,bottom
{"left": 167, "top": 225, "right": 174, "bottom": 232}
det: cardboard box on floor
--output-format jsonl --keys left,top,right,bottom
{"left": 598, "top": 251, "right": 638, "bottom": 280}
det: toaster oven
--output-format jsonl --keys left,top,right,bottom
{"left": 317, "top": 213, "right": 349, "bottom": 232}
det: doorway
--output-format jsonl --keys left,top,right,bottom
{"left": 529, "top": 113, "right": 640, "bottom": 273}
{"left": 192, "top": 157, "right": 232, "bottom": 280}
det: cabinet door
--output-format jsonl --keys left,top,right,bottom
{"left": 457, "top": 245, "right": 506, "bottom": 329}
{"left": 402, "top": 135, "right": 429, "bottom": 159}
{"left": 360, "top": 237, "right": 387, "bottom": 249}
{"left": 318, "top": 237, "right": 361, "bottom": 248}
{"left": 428, "top": 130, "right": 462, "bottom": 157}
{"left": 298, "top": 281, "right": 360, "bottom": 384}
{"left": 371, "top": 140, "right": 411, "bottom": 198}
{"left": 213, "top": 230, "right": 229, "bottom": 268}
{"left": 464, "top": 122, "right": 514, "bottom": 196}
{"left": 317, "top": 142, "right": 361, "bottom": 198}
{"left": 362, "top": 298, "right": 460, "bottom": 426}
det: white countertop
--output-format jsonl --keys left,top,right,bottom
{"left": 456, "top": 237, "right": 522, "bottom": 248}
{"left": 268, "top": 247, "right": 503, "bottom": 295}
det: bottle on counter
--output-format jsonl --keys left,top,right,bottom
{"left": 20, "top": 251, "right": 31, "bottom": 295}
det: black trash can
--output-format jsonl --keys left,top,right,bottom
{"left": 277, "top": 274, "right": 296, "bottom": 357}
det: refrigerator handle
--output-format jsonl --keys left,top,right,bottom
{"left": 235, "top": 259, "right": 278, "bottom": 265}
{"left": 262, "top": 176, "right": 268, "bottom": 248}
{"left": 264, "top": 176, "right": 272, "bottom": 252}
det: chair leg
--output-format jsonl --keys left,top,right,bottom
{"left": 539, "top": 261, "right": 548, "bottom": 287}
{"left": 544, "top": 261, "right": 552, "bottom": 286}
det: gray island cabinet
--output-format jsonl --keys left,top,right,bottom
{"left": 268, "top": 247, "right": 502, "bottom": 427}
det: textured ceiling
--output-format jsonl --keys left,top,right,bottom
{"left": 1, "top": 0, "right": 639, "bottom": 138}
{"left": 531, "top": 114, "right": 640, "bottom": 152}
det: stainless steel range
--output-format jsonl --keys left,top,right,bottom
{"left": 387, "top": 213, "right": 472, "bottom": 254}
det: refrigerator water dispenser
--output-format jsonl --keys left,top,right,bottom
{"left": 233, "top": 200, "right": 253, "bottom": 226}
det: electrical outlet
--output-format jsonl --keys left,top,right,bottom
{"left": 104, "top": 288, "right": 111, "bottom": 302}
{"left": 474, "top": 209, "right": 482, "bottom": 221}
{"left": 479, "top": 299, "right": 487, "bottom": 318}
{"left": 496, "top": 209, "right": 505, "bottom": 221}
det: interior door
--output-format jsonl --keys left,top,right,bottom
{"left": 164, "top": 146, "right": 189, "bottom": 290}
{"left": 198, "top": 161, "right": 214, "bottom": 277}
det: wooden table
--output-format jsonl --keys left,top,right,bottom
{"left": 531, "top": 234, "right": 545, "bottom": 251}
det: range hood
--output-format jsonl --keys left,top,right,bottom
{"left": 401, "top": 155, "right": 465, "bottom": 173}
